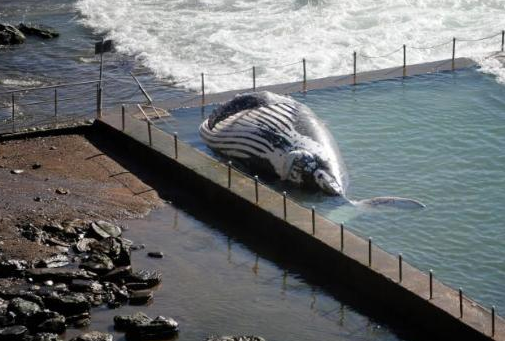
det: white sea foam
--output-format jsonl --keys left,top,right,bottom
{"left": 75, "top": 0, "right": 505, "bottom": 93}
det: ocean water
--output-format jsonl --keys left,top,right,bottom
{"left": 76, "top": 0, "right": 505, "bottom": 92}
{"left": 159, "top": 67, "right": 505, "bottom": 314}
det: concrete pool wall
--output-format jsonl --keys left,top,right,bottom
{"left": 95, "top": 105, "right": 504, "bottom": 340}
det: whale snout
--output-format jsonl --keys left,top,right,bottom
{"left": 313, "top": 169, "right": 342, "bottom": 196}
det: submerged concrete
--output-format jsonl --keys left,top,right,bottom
{"left": 96, "top": 109, "right": 504, "bottom": 341}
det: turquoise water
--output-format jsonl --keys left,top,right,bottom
{"left": 158, "top": 68, "right": 505, "bottom": 313}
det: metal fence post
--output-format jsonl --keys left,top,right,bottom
{"left": 403, "top": 44, "right": 406, "bottom": 77}
{"left": 174, "top": 132, "right": 178, "bottom": 159}
{"left": 96, "top": 84, "right": 103, "bottom": 118}
{"left": 254, "top": 175, "right": 259, "bottom": 204}
{"left": 353, "top": 51, "right": 357, "bottom": 85}
{"left": 252, "top": 66, "right": 256, "bottom": 91}
{"left": 311, "top": 206, "right": 315, "bottom": 235}
{"left": 492, "top": 305, "right": 496, "bottom": 337}
{"left": 368, "top": 237, "right": 372, "bottom": 267}
{"left": 282, "top": 191, "right": 287, "bottom": 220}
{"left": 452, "top": 37, "right": 456, "bottom": 70}
{"left": 399, "top": 253, "right": 403, "bottom": 283}
{"left": 429, "top": 269, "right": 433, "bottom": 299}
{"left": 121, "top": 105, "right": 125, "bottom": 131}
{"left": 502, "top": 30, "right": 504, "bottom": 52}
{"left": 201, "top": 73, "right": 205, "bottom": 105}
{"left": 459, "top": 288, "right": 463, "bottom": 318}
{"left": 147, "top": 120, "right": 152, "bottom": 147}
{"left": 340, "top": 223, "right": 344, "bottom": 251}
{"left": 228, "top": 161, "right": 232, "bottom": 188}
{"left": 11, "top": 93, "right": 15, "bottom": 133}
{"left": 302, "top": 58, "right": 307, "bottom": 92}
{"left": 54, "top": 89, "right": 58, "bottom": 123}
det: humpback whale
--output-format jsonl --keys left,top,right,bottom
{"left": 199, "top": 91, "right": 425, "bottom": 209}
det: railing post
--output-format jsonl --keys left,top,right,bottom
{"left": 254, "top": 175, "right": 259, "bottom": 204}
{"left": 340, "top": 223, "right": 344, "bottom": 251}
{"left": 403, "top": 44, "right": 406, "bottom": 77}
{"left": 96, "top": 83, "right": 103, "bottom": 118}
{"left": 147, "top": 120, "right": 152, "bottom": 147}
{"left": 452, "top": 37, "right": 456, "bottom": 70}
{"left": 353, "top": 51, "right": 357, "bottom": 85}
{"left": 227, "top": 161, "right": 232, "bottom": 188}
{"left": 459, "top": 288, "right": 463, "bottom": 318}
{"left": 121, "top": 105, "right": 125, "bottom": 131}
{"left": 252, "top": 66, "right": 256, "bottom": 91}
{"left": 302, "top": 58, "right": 307, "bottom": 92}
{"left": 11, "top": 93, "right": 15, "bottom": 133}
{"left": 201, "top": 73, "right": 205, "bottom": 106}
{"left": 54, "top": 89, "right": 58, "bottom": 123}
{"left": 399, "top": 253, "right": 403, "bottom": 283}
{"left": 174, "top": 132, "right": 178, "bottom": 159}
{"left": 492, "top": 305, "right": 496, "bottom": 337}
{"left": 502, "top": 30, "right": 504, "bottom": 52}
{"left": 368, "top": 237, "right": 372, "bottom": 267}
{"left": 311, "top": 206, "right": 315, "bottom": 235}
{"left": 429, "top": 269, "right": 433, "bottom": 299}
{"left": 282, "top": 191, "right": 287, "bottom": 220}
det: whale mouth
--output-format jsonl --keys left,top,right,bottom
{"left": 313, "top": 169, "right": 342, "bottom": 196}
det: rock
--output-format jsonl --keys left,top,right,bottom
{"left": 17, "top": 24, "right": 59, "bottom": 39}
{"left": 0, "top": 259, "right": 28, "bottom": 277}
{"left": 206, "top": 337, "right": 266, "bottom": 341}
{"left": 103, "top": 282, "right": 128, "bottom": 304}
{"left": 69, "top": 331, "right": 112, "bottom": 341}
{"left": 49, "top": 147, "right": 57, "bottom": 151}
{"left": 66, "top": 312, "right": 90, "bottom": 328}
{"left": 126, "top": 270, "right": 161, "bottom": 288}
{"left": 101, "top": 266, "right": 131, "bottom": 284}
{"left": 69, "top": 280, "right": 103, "bottom": 294}
{"left": 29, "top": 310, "right": 66, "bottom": 334}
{"left": 34, "top": 197, "right": 42, "bottom": 202}
{"left": 10, "top": 170, "right": 24, "bottom": 175}
{"left": 147, "top": 252, "right": 163, "bottom": 259}
{"left": 7, "top": 298, "right": 41, "bottom": 321}
{"left": 89, "top": 237, "right": 130, "bottom": 266}
{"left": 131, "top": 244, "right": 146, "bottom": 251}
{"left": 35, "top": 255, "right": 69, "bottom": 269}
{"left": 19, "top": 224, "right": 46, "bottom": 244}
{"left": 55, "top": 188, "right": 68, "bottom": 195}
{"left": 128, "top": 290, "right": 153, "bottom": 305}
{"left": 44, "top": 293, "right": 90, "bottom": 316}
{"left": 32, "top": 163, "right": 42, "bottom": 170}
{"left": 0, "top": 24, "right": 25, "bottom": 45}
{"left": 26, "top": 268, "right": 96, "bottom": 283}
{"left": 0, "top": 325, "right": 28, "bottom": 341}
{"left": 80, "top": 253, "right": 114, "bottom": 275}
{"left": 113, "top": 312, "right": 151, "bottom": 330}
{"left": 89, "top": 221, "right": 121, "bottom": 240}
{"left": 62, "top": 219, "right": 90, "bottom": 234}
{"left": 75, "top": 238, "right": 96, "bottom": 253}
{"left": 125, "top": 316, "right": 179, "bottom": 340}
{"left": 32, "top": 333, "right": 62, "bottom": 341}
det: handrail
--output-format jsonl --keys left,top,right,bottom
{"left": 0, "top": 80, "right": 101, "bottom": 95}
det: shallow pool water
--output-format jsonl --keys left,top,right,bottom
{"left": 66, "top": 206, "right": 406, "bottom": 341}
{"left": 157, "top": 68, "right": 505, "bottom": 313}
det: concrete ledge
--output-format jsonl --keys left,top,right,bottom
{"left": 96, "top": 109, "right": 504, "bottom": 341}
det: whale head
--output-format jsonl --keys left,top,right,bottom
{"left": 284, "top": 150, "right": 343, "bottom": 196}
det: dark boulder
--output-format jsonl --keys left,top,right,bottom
{"left": 69, "top": 331, "right": 112, "bottom": 341}
{"left": 205, "top": 337, "right": 266, "bottom": 341}
{"left": 66, "top": 312, "right": 90, "bottom": 328}
{"left": 69, "top": 280, "right": 103, "bottom": 294}
{"left": 80, "top": 253, "right": 114, "bottom": 275}
{"left": 102, "top": 266, "right": 131, "bottom": 284}
{"left": 125, "top": 270, "right": 161, "bottom": 288}
{"left": 74, "top": 238, "right": 96, "bottom": 253}
{"left": 113, "top": 312, "right": 151, "bottom": 330}
{"left": 43, "top": 293, "right": 90, "bottom": 316}
{"left": 32, "top": 333, "right": 62, "bottom": 341}
{"left": 128, "top": 290, "right": 153, "bottom": 306}
{"left": 0, "top": 325, "right": 29, "bottom": 341}
{"left": 89, "top": 237, "right": 131, "bottom": 266}
{"left": 7, "top": 298, "right": 41, "bottom": 322}
{"left": 125, "top": 316, "right": 178, "bottom": 341}
{"left": 0, "top": 259, "right": 28, "bottom": 278}
{"left": 147, "top": 252, "right": 163, "bottom": 259}
{"left": 26, "top": 268, "right": 97, "bottom": 283}
{"left": 0, "top": 24, "right": 25, "bottom": 45}
{"left": 89, "top": 221, "right": 121, "bottom": 240}
{"left": 17, "top": 23, "right": 59, "bottom": 39}
{"left": 29, "top": 310, "right": 66, "bottom": 334}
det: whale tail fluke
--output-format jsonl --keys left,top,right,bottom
{"left": 353, "top": 196, "right": 426, "bottom": 209}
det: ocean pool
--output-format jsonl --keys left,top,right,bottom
{"left": 157, "top": 67, "right": 505, "bottom": 313}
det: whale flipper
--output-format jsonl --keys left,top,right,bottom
{"left": 353, "top": 196, "right": 426, "bottom": 209}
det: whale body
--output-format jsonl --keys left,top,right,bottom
{"left": 199, "top": 91, "right": 425, "bottom": 208}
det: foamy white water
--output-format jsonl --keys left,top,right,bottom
{"left": 76, "top": 0, "right": 505, "bottom": 92}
